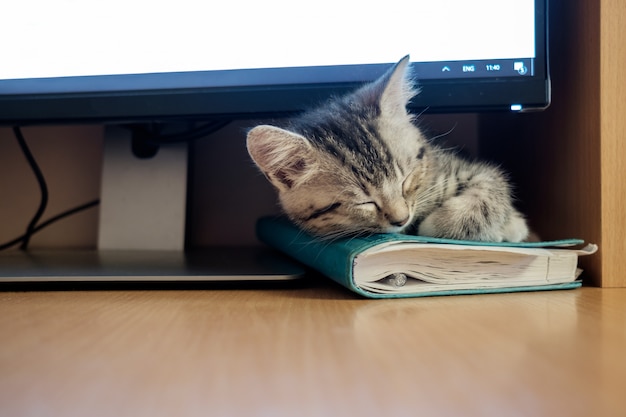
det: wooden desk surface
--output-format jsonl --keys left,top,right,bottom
{"left": 1, "top": 283, "right": 624, "bottom": 417}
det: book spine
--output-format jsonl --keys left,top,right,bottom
{"left": 255, "top": 217, "right": 358, "bottom": 292}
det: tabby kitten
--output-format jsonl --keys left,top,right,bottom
{"left": 246, "top": 55, "right": 528, "bottom": 242}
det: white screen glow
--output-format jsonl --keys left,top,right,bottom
{"left": 0, "top": 0, "right": 535, "bottom": 80}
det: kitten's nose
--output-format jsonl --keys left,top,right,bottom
{"left": 384, "top": 199, "right": 410, "bottom": 228}
{"left": 390, "top": 216, "right": 409, "bottom": 227}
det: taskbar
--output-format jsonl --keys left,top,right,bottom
{"left": 412, "top": 58, "right": 535, "bottom": 80}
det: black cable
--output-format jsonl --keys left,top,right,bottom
{"left": 12, "top": 127, "right": 48, "bottom": 250}
{"left": 3, "top": 119, "right": 229, "bottom": 251}
{"left": 154, "top": 119, "right": 231, "bottom": 143}
{"left": 0, "top": 127, "right": 100, "bottom": 252}
{"left": 128, "top": 119, "right": 232, "bottom": 146}
{"left": 0, "top": 199, "right": 100, "bottom": 251}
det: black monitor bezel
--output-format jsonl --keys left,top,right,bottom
{"left": 0, "top": 0, "right": 548, "bottom": 125}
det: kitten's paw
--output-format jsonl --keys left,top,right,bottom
{"left": 417, "top": 203, "right": 529, "bottom": 242}
{"left": 416, "top": 214, "right": 447, "bottom": 239}
{"left": 501, "top": 212, "right": 529, "bottom": 242}
{"left": 416, "top": 196, "right": 498, "bottom": 241}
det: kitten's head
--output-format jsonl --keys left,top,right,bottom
{"left": 247, "top": 55, "right": 433, "bottom": 238}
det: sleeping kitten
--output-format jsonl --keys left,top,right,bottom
{"left": 246, "top": 55, "right": 528, "bottom": 242}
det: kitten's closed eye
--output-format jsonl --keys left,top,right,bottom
{"left": 306, "top": 202, "right": 342, "bottom": 221}
{"left": 402, "top": 171, "right": 423, "bottom": 197}
{"left": 357, "top": 202, "right": 379, "bottom": 213}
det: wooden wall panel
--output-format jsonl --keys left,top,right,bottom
{"left": 599, "top": 0, "right": 626, "bottom": 286}
{"left": 480, "top": 0, "right": 625, "bottom": 287}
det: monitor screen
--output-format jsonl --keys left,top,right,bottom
{"left": 0, "top": 0, "right": 548, "bottom": 125}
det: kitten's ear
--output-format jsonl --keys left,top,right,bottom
{"left": 246, "top": 125, "right": 317, "bottom": 191}
{"left": 360, "top": 55, "right": 416, "bottom": 119}
{"left": 380, "top": 55, "right": 415, "bottom": 116}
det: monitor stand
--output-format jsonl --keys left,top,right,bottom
{"left": 0, "top": 126, "right": 306, "bottom": 283}
{"left": 98, "top": 125, "right": 188, "bottom": 251}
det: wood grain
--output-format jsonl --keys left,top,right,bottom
{"left": 1, "top": 286, "right": 624, "bottom": 417}
{"left": 600, "top": 0, "right": 626, "bottom": 285}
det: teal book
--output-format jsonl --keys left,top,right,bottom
{"left": 256, "top": 216, "right": 598, "bottom": 299}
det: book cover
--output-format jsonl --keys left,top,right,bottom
{"left": 256, "top": 216, "right": 597, "bottom": 299}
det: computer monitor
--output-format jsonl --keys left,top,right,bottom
{"left": 0, "top": 0, "right": 548, "bottom": 125}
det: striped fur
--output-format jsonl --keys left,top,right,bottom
{"left": 247, "top": 56, "right": 528, "bottom": 242}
